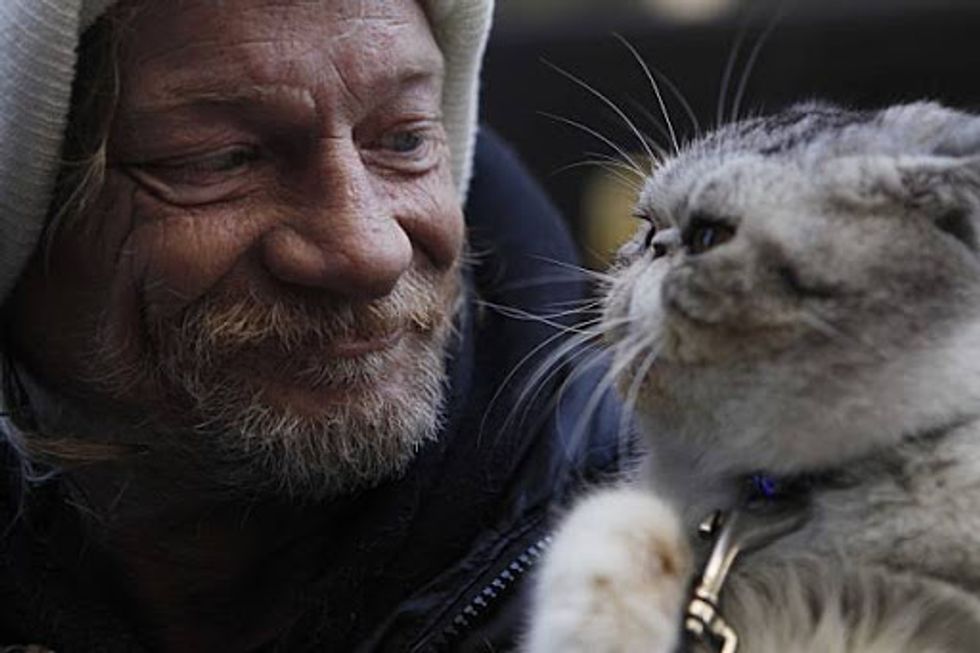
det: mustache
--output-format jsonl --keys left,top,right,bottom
{"left": 162, "top": 268, "right": 460, "bottom": 357}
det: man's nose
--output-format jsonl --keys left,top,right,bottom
{"left": 260, "top": 146, "right": 412, "bottom": 300}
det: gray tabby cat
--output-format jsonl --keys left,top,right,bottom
{"left": 525, "top": 102, "right": 980, "bottom": 652}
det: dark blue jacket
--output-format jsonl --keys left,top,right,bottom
{"left": 0, "top": 129, "right": 625, "bottom": 652}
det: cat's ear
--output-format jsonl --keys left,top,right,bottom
{"left": 895, "top": 153, "right": 980, "bottom": 251}
{"left": 934, "top": 115, "right": 980, "bottom": 162}
{"left": 881, "top": 102, "right": 980, "bottom": 162}
{"left": 894, "top": 154, "right": 980, "bottom": 202}
{"left": 892, "top": 116, "right": 980, "bottom": 250}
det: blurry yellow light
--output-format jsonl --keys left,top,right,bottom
{"left": 642, "top": 0, "right": 735, "bottom": 23}
{"left": 579, "top": 164, "right": 644, "bottom": 269}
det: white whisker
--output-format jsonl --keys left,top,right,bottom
{"left": 528, "top": 254, "right": 616, "bottom": 284}
{"left": 501, "top": 328, "right": 618, "bottom": 443}
{"left": 491, "top": 276, "right": 604, "bottom": 294}
{"left": 613, "top": 33, "right": 680, "bottom": 154}
{"left": 627, "top": 99, "right": 678, "bottom": 155}
{"left": 583, "top": 150, "right": 654, "bottom": 180}
{"left": 478, "top": 327, "right": 601, "bottom": 444}
{"left": 479, "top": 302, "right": 606, "bottom": 336}
{"left": 552, "top": 160, "right": 643, "bottom": 194}
{"left": 558, "top": 331, "right": 653, "bottom": 473}
{"left": 478, "top": 299, "right": 606, "bottom": 325}
{"left": 638, "top": 64, "right": 701, "bottom": 138}
{"left": 509, "top": 312, "right": 638, "bottom": 440}
{"left": 717, "top": 16, "right": 749, "bottom": 128}
{"left": 616, "top": 343, "right": 660, "bottom": 469}
{"left": 731, "top": 6, "right": 787, "bottom": 124}
{"left": 542, "top": 59, "right": 658, "bottom": 168}
{"left": 540, "top": 111, "right": 646, "bottom": 177}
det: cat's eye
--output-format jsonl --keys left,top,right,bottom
{"left": 632, "top": 210, "right": 662, "bottom": 254}
{"left": 934, "top": 209, "right": 977, "bottom": 251}
{"left": 643, "top": 224, "right": 658, "bottom": 251}
{"left": 684, "top": 214, "right": 736, "bottom": 255}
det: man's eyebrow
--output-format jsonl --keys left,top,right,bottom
{"left": 131, "top": 67, "right": 442, "bottom": 116}
{"left": 128, "top": 84, "right": 317, "bottom": 115}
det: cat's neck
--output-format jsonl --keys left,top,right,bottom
{"left": 645, "top": 414, "right": 979, "bottom": 539}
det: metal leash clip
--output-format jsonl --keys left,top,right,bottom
{"left": 682, "top": 493, "right": 810, "bottom": 653}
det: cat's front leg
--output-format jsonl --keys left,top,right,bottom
{"left": 524, "top": 488, "right": 692, "bottom": 653}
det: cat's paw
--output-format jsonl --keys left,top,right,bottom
{"left": 524, "top": 488, "right": 692, "bottom": 653}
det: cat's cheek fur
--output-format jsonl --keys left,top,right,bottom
{"left": 523, "top": 489, "right": 692, "bottom": 653}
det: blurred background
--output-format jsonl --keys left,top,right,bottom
{"left": 480, "top": 0, "right": 980, "bottom": 267}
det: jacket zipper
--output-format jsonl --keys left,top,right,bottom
{"left": 426, "top": 535, "right": 553, "bottom": 652}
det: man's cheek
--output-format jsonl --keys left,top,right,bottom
{"left": 43, "top": 172, "right": 138, "bottom": 291}
{"left": 381, "top": 168, "right": 464, "bottom": 270}
{"left": 126, "top": 199, "right": 274, "bottom": 323}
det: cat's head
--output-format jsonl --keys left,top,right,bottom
{"left": 606, "top": 101, "right": 980, "bottom": 476}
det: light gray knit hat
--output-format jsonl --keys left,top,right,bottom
{"left": 0, "top": 0, "right": 494, "bottom": 302}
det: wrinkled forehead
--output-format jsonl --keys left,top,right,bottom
{"left": 116, "top": 0, "right": 443, "bottom": 109}
{"left": 120, "top": 0, "right": 439, "bottom": 43}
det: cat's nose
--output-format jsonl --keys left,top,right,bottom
{"left": 650, "top": 227, "right": 681, "bottom": 259}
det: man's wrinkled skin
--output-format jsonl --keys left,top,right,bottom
{"left": 5, "top": 0, "right": 463, "bottom": 649}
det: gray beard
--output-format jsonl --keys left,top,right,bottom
{"left": 10, "top": 340, "right": 450, "bottom": 502}
{"left": 171, "top": 341, "right": 450, "bottom": 501}
{"left": 14, "top": 270, "right": 459, "bottom": 502}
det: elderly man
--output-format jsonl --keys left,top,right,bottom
{"left": 0, "top": 0, "right": 622, "bottom": 651}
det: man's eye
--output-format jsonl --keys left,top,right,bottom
{"left": 140, "top": 146, "right": 260, "bottom": 185}
{"left": 185, "top": 148, "right": 259, "bottom": 174}
{"left": 122, "top": 145, "right": 262, "bottom": 206}
{"left": 364, "top": 125, "right": 441, "bottom": 174}
{"left": 378, "top": 130, "right": 426, "bottom": 154}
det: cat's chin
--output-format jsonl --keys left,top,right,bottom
{"left": 633, "top": 389, "right": 894, "bottom": 478}
{"left": 633, "top": 343, "right": 980, "bottom": 479}
{"left": 621, "top": 309, "right": 980, "bottom": 480}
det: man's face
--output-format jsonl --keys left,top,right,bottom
{"left": 9, "top": 0, "right": 464, "bottom": 497}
